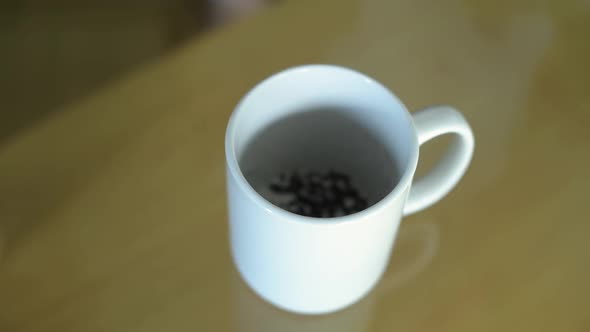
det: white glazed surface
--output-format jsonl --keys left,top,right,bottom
{"left": 403, "top": 106, "right": 475, "bottom": 215}
{"left": 225, "top": 65, "right": 473, "bottom": 314}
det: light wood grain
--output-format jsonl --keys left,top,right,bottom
{"left": 1, "top": 0, "right": 589, "bottom": 331}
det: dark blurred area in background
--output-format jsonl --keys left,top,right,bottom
{"left": 0, "top": 0, "right": 269, "bottom": 143}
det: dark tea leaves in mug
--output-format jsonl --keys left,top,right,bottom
{"left": 268, "top": 170, "right": 369, "bottom": 218}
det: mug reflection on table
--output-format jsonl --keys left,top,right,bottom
{"left": 231, "top": 222, "right": 439, "bottom": 332}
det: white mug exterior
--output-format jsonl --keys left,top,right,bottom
{"left": 225, "top": 65, "right": 473, "bottom": 315}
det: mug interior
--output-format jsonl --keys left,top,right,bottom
{"left": 226, "top": 65, "right": 418, "bottom": 217}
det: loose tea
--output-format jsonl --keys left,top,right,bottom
{"left": 268, "top": 170, "right": 369, "bottom": 218}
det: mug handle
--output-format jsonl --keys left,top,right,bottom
{"left": 403, "top": 106, "right": 475, "bottom": 215}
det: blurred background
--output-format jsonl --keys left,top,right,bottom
{"left": 0, "top": 0, "right": 272, "bottom": 142}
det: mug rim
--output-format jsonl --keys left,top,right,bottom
{"left": 225, "top": 64, "right": 419, "bottom": 224}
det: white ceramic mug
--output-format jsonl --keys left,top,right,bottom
{"left": 225, "top": 65, "right": 474, "bottom": 315}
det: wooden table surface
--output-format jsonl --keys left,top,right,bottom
{"left": 1, "top": 0, "right": 589, "bottom": 331}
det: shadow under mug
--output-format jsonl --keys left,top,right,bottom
{"left": 225, "top": 65, "right": 474, "bottom": 314}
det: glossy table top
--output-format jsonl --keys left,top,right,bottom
{"left": 1, "top": 0, "right": 589, "bottom": 331}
